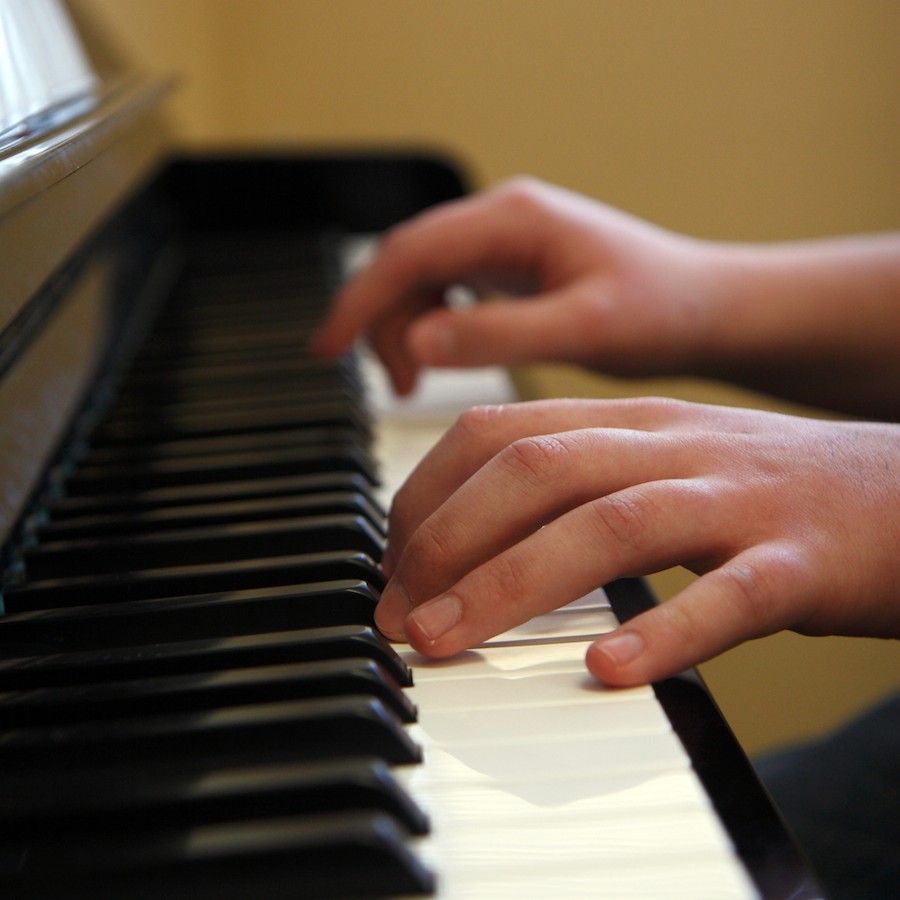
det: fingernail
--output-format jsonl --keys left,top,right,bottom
{"left": 375, "top": 579, "right": 414, "bottom": 640}
{"left": 409, "top": 594, "right": 461, "bottom": 643}
{"left": 595, "top": 631, "right": 644, "bottom": 668}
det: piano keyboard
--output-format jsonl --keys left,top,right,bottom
{"left": 0, "top": 228, "right": 758, "bottom": 898}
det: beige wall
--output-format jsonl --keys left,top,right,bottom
{"left": 70, "top": 0, "right": 900, "bottom": 754}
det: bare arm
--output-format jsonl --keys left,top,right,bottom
{"left": 695, "top": 234, "right": 900, "bottom": 417}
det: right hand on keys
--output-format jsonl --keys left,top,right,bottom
{"left": 371, "top": 398, "right": 900, "bottom": 686}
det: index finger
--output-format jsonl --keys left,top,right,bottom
{"left": 309, "top": 183, "right": 552, "bottom": 365}
{"left": 383, "top": 396, "right": 717, "bottom": 574}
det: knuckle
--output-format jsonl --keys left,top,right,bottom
{"left": 499, "top": 434, "right": 574, "bottom": 489}
{"left": 386, "top": 484, "right": 415, "bottom": 538}
{"left": 657, "top": 597, "right": 701, "bottom": 647}
{"left": 491, "top": 176, "right": 549, "bottom": 217}
{"left": 452, "top": 404, "right": 511, "bottom": 441}
{"left": 586, "top": 489, "right": 655, "bottom": 553}
{"left": 406, "top": 516, "right": 459, "bottom": 575}
{"left": 719, "top": 559, "right": 762, "bottom": 621}
{"left": 378, "top": 220, "right": 416, "bottom": 258}
{"left": 717, "top": 546, "right": 811, "bottom": 633}
{"left": 568, "top": 282, "right": 614, "bottom": 326}
{"left": 473, "top": 550, "right": 532, "bottom": 615}
{"left": 632, "top": 395, "right": 692, "bottom": 421}
{"left": 447, "top": 405, "right": 513, "bottom": 467}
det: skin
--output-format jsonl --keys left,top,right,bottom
{"left": 312, "top": 177, "right": 900, "bottom": 686}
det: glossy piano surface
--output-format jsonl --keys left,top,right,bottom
{"left": 0, "top": 25, "right": 821, "bottom": 896}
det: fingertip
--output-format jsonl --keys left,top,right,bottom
{"left": 585, "top": 630, "right": 649, "bottom": 686}
{"left": 307, "top": 326, "right": 342, "bottom": 359}
{"left": 388, "top": 367, "right": 418, "bottom": 397}
{"left": 374, "top": 578, "right": 413, "bottom": 642}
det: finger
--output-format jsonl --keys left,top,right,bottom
{"left": 405, "top": 281, "right": 614, "bottom": 369}
{"left": 393, "top": 477, "right": 732, "bottom": 656}
{"left": 385, "top": 397, "right": 715, "bottom": 568}
{"left": 310, "top": 183, "right": 564, "bottom": 366}
{"left": 378, "top": 428, "right": 698, "bottom": 637}
{"left": 379, "top": 398, "right": 644, "bottom": 579}
{"left": 366, "top": 286, "right": 446, "bottom": 395}
{"left": 586, "top": 541, "right": 814, "bottom": 686}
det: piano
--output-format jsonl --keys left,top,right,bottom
{"left": 0, "top": 4, "right": 822, "bottom": 897}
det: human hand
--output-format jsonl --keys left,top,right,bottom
{"left": 312, "top": 178, "right": 714, "bottom": 395}
{"left": 373, "top": 397, "right": 900, "bottom": 685}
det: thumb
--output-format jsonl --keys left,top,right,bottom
{"left": 407, "top": 287, "right": 604, "bottom": 368}
{"left": 586, "top": 548, "right": 804, "bottom": 685}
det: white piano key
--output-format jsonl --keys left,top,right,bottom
{"left": 402, "top": 767, "right": 716, "bottom": 821}
{"left": 479, "top": 604, "right": 619, "bottom": 644}
{"left": 417, "top": 807, "right": 741, "bottom": 867}
{"left": 394, "top": 609, "right": 756, "bottom": 896}
{"left": 400, "top": 736, "right": 756, "bottom": 899}
{"left": 406, "top": 725, "right": 690, "bottom": 786}
{"left": 406, "top": 670, "right": 652, "bottom": 712}
{"left": 402, "top": 743, "right": 755, "bottom": 898}
{"left": 419, "top": 696, "right": 672, "bottom": 743}
{"left": 403, "top": 633, "right": 633, "bottom": 682}
{"left": 425, "top": 854, "right": 755, "bottom": 900}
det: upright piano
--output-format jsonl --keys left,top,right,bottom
{"left": 0, "top": 4, "right": 822, "bottom": 897}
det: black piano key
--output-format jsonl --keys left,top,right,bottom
{"left": 124, "top": 351, "right": 356, "bottom": 385}
{"left": 109, "top": 380, "right": 360, "bottom": 416}
{"left": 36, "top": 491, "right": 386, "bottom": 542}
{"left": 64, "top": 443, "right": 378, "bottom": 495}
{"left": 0, "top": 695, "right": 422, "bottom": 769}
{"left": 0, "top": 580, "right": 382, "bottom": 651}
{"left": 0, "top": 811, "right": 434, "bottom": 900}
{"left": 0, "top": 757, "right": 429, "bottom": 839}
{"left": 0, "top": 624, "right": 412, "bottom": 688}
{"left": 83, "top": 425, "right": 368, "bottom": 465}
{"left": 106, "top": 389, "right": 362, "bottom": 430}
{"left": 140, "top": 295, "right": 331, "bottom": 320}
{"left": 0, "top": 225, "right": 437, "bottom": 899}
{"left": 92, "top": 398, "right": 372, "bottom": 444}
{"left": 112, "top": 380, "right": 363, "bottom": 417}
{"left": 0, "top": 657, "right": 416, "bottom": 726}
{"left": 122, "top": 355, "right": 360, "bottom": 392}
{"left": 47, "top": 471, "right": 380, "bottom": 519}
{"left": 3, "top": 550, "right": 384, "bottom": 611}
{"left": 137, "top": 330, "right": 330, "bottom": 360}
{"left": 23, "top": 513, "right": 385, "bottom": 580}
{"left": 116, "top": 346, "right": 359, "bottom": 377}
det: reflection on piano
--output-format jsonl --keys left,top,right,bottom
{"left": 0, "top": 5, "right": 821, "bottom": 897}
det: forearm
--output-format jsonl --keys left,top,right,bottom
{"left": 694, "top": 232, "right": 900, "bottom": 418}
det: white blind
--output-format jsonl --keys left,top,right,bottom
{"left": 0, "top": 0, "right": 97, "bottom": 139}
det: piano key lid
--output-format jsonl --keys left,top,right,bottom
{"left": 0, "top": 0, "right": 99, "bottom": 146}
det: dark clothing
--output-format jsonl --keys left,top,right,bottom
{"left": 754, "top": 692, "right": 900, "bottom": 899}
